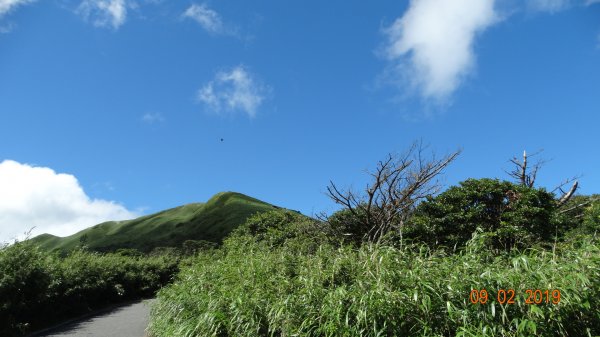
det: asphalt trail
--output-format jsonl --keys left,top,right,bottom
{"left": 32, "top": 299, "right": 154, "bottom": 337}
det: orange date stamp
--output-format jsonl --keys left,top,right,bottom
{"left": 469, "top": 289, "right": 561, "bottom": 305}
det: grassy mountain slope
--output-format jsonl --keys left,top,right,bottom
{"left": 31, "top": 192, "right": 282, "bottom": 253}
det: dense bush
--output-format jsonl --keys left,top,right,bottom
{"left": 582, "top": 198, "right": 600, "bottom": 234}
{"left": 181, "top": 240, "right": 218, "bottom": 255}
{"left": 0, "top": 242, "right": 53, "bottom": 336}
{"left": 326, "top": 207, "right": 372, "bottom": 245}
{"left": 148, "top": 230, "right": 600, "bottom": 337}
{"left": 405, "top": 178, "right": 560, "bottom": 251}
{"left": 0, "top": 241, "right": 179, "bottom": 337}
{"left": 227, "top": 210, "right": 337, "bottom": 253}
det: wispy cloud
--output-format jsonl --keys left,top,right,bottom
{"left": 182, "top": 3, "right": 237, "bottom": 36}
{"left": 0, "top": 22, "right": 14, "bottom": 33}
{"left": 197, "top": 65, "right": 270, "bottom": 118}
{"left": 528, "top": 0, "right": 571, "bottom": 13}
{"left": 0, "top": 160, "right": 137, "bottom": 243}
{"left": 528, "top": 0, "right": 600, "bottom": 12}
{"left": 0, "top": 0, "right": 35, "bottom": 18}
{"left": 141, "top": 112, "right": 165, "bottom": 124}
{"left": 382, "top": 0, "right": 498, "bottom": 101}
{"left": 183, "top": 3, "right": 222, "bottom": 33}
{"left": 77, "top": 0, "right": 133, "bottom": 30}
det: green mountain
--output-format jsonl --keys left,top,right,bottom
{"left": 30, "top": 192, "right": 282, "bottom": 254}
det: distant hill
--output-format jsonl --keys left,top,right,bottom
{"left": 30, "top": 192, "right": 283, "bottom": 254}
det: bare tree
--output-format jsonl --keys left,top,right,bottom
{"left": 507, "top": 150, "right": 579, "bottom": 208}
{"left": 507, "top": 150, "right": 546, "bottom": 188}
{"left": 326, "top": 142, "right": 460, "bottom": 244}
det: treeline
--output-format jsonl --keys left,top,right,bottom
{"left": 0, "top": 242, "right": 179, "bottom": 337}
{"left": 148, "top": 146, "right": 600, "bottom": 337}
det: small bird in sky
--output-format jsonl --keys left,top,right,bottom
{"left": 220, "top": 138, "right": 224, "bottom": 142}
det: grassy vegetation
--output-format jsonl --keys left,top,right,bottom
{"left": 148, "top": 208, "right": 600, "bottom": 337}
{"left": 6, "top": 181, "right": 599, "bottom": 336}
{"left": 0, "top": 241, "right": 179, "bottom": 337}
{"left": 30, "top": 191, "right": 281, "bottom": 254}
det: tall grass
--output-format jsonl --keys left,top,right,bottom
{"left": 0, "top": 241, "right": 179, "bottom": 337}
{"left": 148, "top": 233, "right": 600, "bottom": 337}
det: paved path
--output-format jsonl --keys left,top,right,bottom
{"left": 32, "top": 299, "right": 154, "bottom": 337}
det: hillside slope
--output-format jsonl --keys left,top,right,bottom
{"left": 31, "top": 192, "right": 281, "bottom": 253}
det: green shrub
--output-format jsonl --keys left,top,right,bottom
{"left": 226, "top": 210, "right": 336, "bottom": 253}
{"left": 0, "top": 242, "right": 179, "bottom": 337}
{"left": 0, "top": 242, "right": 53, "bottom": 336}
{"left": 182, "top": 240, "right": 217, "bottom": 255}
{"left": 405, "top": 178, "right": 559, "bottom": 251}
{"left": 148, "top": 234, "right": 600, "bottom": 337}
{"left": 582, "top": 199, "right": 600, "bottom": 235}
{"left": 115, "top": 248, "right": 143, "bottom": 257}
{"left": 326, "top": 207, "right": 371, "bottom": 245}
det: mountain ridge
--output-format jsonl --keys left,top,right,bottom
{"left": 30, "top": 191, "right": 284, "bottom": 254}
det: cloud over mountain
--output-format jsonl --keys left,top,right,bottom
{"left": 0, "top": 160, "right": 137, "bottom": 243}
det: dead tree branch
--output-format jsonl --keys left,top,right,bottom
{"left": 558, "top": 196, "right": 599, "bottom": 214}
{"left": 506, "top": 150, "right": 546, "bottom": 188}
{"left": 326, "top": 142, "right": 460, "bottom": 243}
{"left": 506, "top": 149, "right": 579, "bottom": 208}
{"left": 557, "top": 181, "right": 579, "bottom": 207}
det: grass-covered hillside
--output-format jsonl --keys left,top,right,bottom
{"left": 30, "top": 191, "right": 282, "bottom": 254}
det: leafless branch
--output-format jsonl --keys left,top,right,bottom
{"left": 506, "top": 150, "right": 546, "bottom": 188}
{"left": 557, "top": 181, "right": 579, "bottom": 207}
{"left": 558, "top": 196, "right": 599, "bottom": 214}
{"left": 326, "top": 142, "right": 461, "bottom": 243}
{"left": 551, "top": 175, "right": 581, "bottom": 194}
{"left": 506, "top": 150, "right": 580, "bottom": 208}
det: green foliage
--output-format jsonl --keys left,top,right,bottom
{"left": 226, "top": 209, "right": 336, "bottom": 253}
{"left": 0, "top": 242, "right": 52, "bottom": 336}
{"left": 148, "top": 233, "right": 600, "bottom": 337}
{"left": 551, "top": 194, "right": 599, "bottom": 238}
{"left": 582, "top": 198, "right": 600, "bottom": 235}
{"left": 115, "top": 248, "right": 143, "bottom": 257}
{"left": 182, "top": 240, "right": 217, "bottom": 255}
{"left": 149, "top": 246, "right": 182, "bottom": 257}
{"left": 29, "top": 192, "right": 280, "bottom": 254}
{"left": 0, "top": 241, "right": 179, "bottom": 337}
{"left": 406, "top": 178, "right": 559, "bottom": 251}
{"left": 326, "top": 207, "right": 370, "bottom": 245}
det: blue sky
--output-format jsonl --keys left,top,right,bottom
{"left": 1, "top": 0, "right": 599, "bottom": 242}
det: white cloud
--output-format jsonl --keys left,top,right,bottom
{"left": 77, "top": 0, "right": 132, "bottom": 30}
{"left": 0, "top": 0, "right": 34, "bottom": 18}
{"left": 383, "top": 0, "right": 498, "bottom": 101}
{"left": 0, "top": 160, "right": 137, "bottom": 243}
{"left": 141, "top": 112, "right": 165, "bottom": 123}
{"left": 197, "top": 65, "right": 270, "bottom": 118}
{"left": 183, "top": 3, "right": 225, "bottom": 34}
